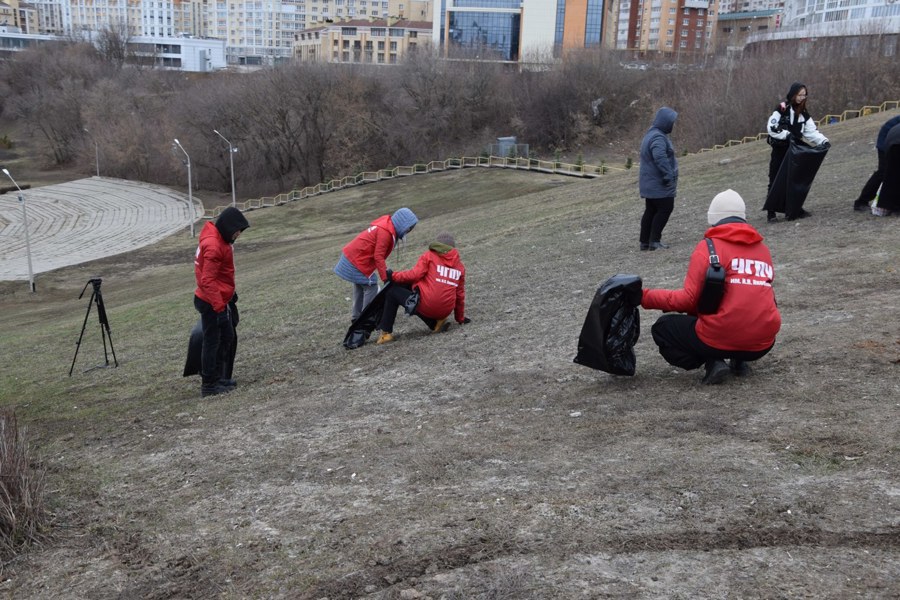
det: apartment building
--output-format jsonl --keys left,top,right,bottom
{"left": 615, "top": 0, "right": 719, "bottom": 56}
{"left": 432, "top": 0, "right": 611, "bottom": 63}
{"left": 294, "top": 17, "right": 430, "bottom": 63}
{"left": 0, "top": 0, "right": 40, "bottom": 34}
{"left": 293, "top": 0, "right": 432, "bottom": 27}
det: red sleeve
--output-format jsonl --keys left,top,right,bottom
{"left": 391, "top": 252, "right": 430, "bottom": 285}
{"left": 372, "top": 228, "right": 395, "bottom": 282}
{"left": 641, "top": 240, "right": 708, "bottom": 314}
{"left": 454, "top": 269, "right": 466, "bottom": 323}
{"left": 198, "top": 242, "right": 227, "bottom": 313}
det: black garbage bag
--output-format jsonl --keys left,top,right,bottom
{"left": 343, "top": 282, "right": 392, "bottom": 349}
{"left": 574, "top": 274, "right": 642, "bottom": 376}
{"left": 183, "top": 298, "right": 239, "bottom": 378}
{"left": 764, "top": 140, "right": 830, "bottom": 220}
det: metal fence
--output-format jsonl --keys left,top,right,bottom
{"left": 696, "top": 99, "right": 900, "bottom": 153}
{"left": 205, "top": 155, "right": 627, "bottom": 218}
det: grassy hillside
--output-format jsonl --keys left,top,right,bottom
{"left": 0, "top": 110, "right": 899, "bottom": 597}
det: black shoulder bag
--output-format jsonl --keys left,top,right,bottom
{"left": 697, "top": 238, "right": 725, "bottom": 315}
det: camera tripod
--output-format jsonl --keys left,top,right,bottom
{"left": 69, "top": 277, "right": 118, "bottom": 376}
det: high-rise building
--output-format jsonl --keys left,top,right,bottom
{"left": 431, "top": 0, "right": 612, "bottom": 63}
{"left": 614, "top": 0, "right": 719, "bottom": 56}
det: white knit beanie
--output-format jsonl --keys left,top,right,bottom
{"left": 707, "top": 189, "right": 746, "bottom": 225}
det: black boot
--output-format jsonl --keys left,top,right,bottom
{"left": 201, "top": 377, "right": 230, "bottom": 398}
{"left": 701, "top": 360, "right": 729, "bottom": 385}
{"left": 729, "top": 359, "right": 751, "bottom": 377}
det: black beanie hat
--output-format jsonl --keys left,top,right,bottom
{"left": 787, "top": 82, "right": 806, "bottom": 103}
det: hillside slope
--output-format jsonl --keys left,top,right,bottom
{"left": 1, "top": 110, "right": 898, "bottom": 598}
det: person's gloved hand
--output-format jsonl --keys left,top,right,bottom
{"left": 385, "top": 269, "right": 393, "bottom": 282}
{"left": 459, "top": 317, "right": 471, "bottom": 325}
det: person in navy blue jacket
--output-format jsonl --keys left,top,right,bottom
{"left": 853, "top": 114, "right": 900, "bottom": 212}
{"left": 638, "top": 107, "right": 679, "bottom": 251}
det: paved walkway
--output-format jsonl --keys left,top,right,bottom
{"left": 0, "top": 177, "right": 200, "bottom": 281}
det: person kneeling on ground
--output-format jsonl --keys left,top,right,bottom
{"left": 376, "top": 232, "right": 469, "bottom": 344}
{"left": 640, "top": 190, "right": 782, "bottom": 384}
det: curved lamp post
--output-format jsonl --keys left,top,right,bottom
{"left": 2, "top": 168, "right": 36, "bottom": 292}
{"left": 213, "top": 129, "right": 237, "bottom": 207}
{"left": 173, "top": 139, "right": 196, "bottom": 237}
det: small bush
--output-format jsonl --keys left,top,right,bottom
{"left": 0, "top": 135, "right": 12, "bottom": 150}
{"left": 625, "top": 157, "right": 633, "bottom": 169}
{"left": 0, "top": 411, "right": 47, "bottom": 562}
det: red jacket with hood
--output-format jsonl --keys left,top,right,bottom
{"left": 392, "top": 243, "right": 466, "bottom": 322}
{"left": 641, "top": 222, "right": 781, "bottom": 351}
{"left": 342, "top": 214, "right": 397, "bottom": 283}
{"left": 194, "top": 208, "right": 249, "bottom": 313}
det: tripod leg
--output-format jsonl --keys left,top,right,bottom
{"left": 104, "top": 324, "right": 118, "bottom": 367}
{"left": 95, "top": 290, "right": 118, "bottom": 368}
{"left": 69, "top": 291, "right": 95, "bottom": 376}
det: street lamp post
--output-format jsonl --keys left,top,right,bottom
{"left": 173, "top": 139, "right": 196, "bottom": 237}
{"left": 2, "top": 168, "right": 36, "bottom": 293}
{"left": 213, "top": 129, "right": 237, "bottom": 208}
{"left": 84, "top": 127, "right": 100, "bottom": 177}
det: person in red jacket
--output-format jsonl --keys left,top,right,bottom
{"left": 334, "top": 207, "right": 418, "bottom": 321}
{"left": 194, "top": 206, "right": 250, "bottom": 397}
{"left": 376, "top": 232, "right": 469, "bottom": 344}
{"left": 641, "top": 190, "right": 781, "bottom": 384}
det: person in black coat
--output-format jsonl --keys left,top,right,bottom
{"left": 853, "top": 114, "right": 900, "bottom": 212}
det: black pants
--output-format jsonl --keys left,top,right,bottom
{"left": 194, "top": 295, "right": 235, "bottom": 386}
{"left": 767, "top": 145, "right": 789, "bottom": 195}
{"left": 639, "top": 197, "right": 674, "bottom": 245}
{"left": 650, "top": 314, "right": 773, "bottom": 371}
{"left": 856, "top": 150, "right": 886, "bottom": 205}
{"left": 378, "top": 284, "right": 437, "bottom": 333}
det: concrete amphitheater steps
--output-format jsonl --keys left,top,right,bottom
{"left": 0, "top": 177, "right": 201, "bottom": 281}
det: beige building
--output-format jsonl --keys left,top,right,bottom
{"left": 715, "top": 8, "right": 780, "bottom": 53}
{"left": 298, "top": 0, "right": 432, "bottom": 27}
{"left": 295, "top": 17, "right": 430, "bottom": 63}
{"left": 0, "top": 0, "right": 40, "bottom": 34}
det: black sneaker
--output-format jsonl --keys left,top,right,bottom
{"left": 798, "top": 208, "right": 812, "bottom": 219}
{"left": 218, "top": 378, "right": 237, "bottom": 389}
{"left": 853, "top": 202, "right": 868, "bottom": 212}
{"left": 729, "top": 360, "right": 752, "bottom": 377}
{"left": 701, "top": 360, "right": 730, "bottom": 385}
{"left": 767, "top": 212, "right": 779, "bottom": 223}
{"left": 649, "top": 241, "right": 669, "bottom": 251}
{"left": 640, "top": 243, "right": 650, "bottom": 251}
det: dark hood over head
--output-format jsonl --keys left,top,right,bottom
{"left": 215, "top": 207, "right": 250, "bottom": 243}
{"left": 651, "top": 107, "right": 678, "bottom": 134}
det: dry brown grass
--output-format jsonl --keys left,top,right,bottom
{"left": 0, "top": 411, "right": 47, "bottom": 569}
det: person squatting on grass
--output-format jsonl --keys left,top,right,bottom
{"left": 638, "top": 106, "right": 679, "bottom": 252}
{"left": 334, "top": 207, "right": 418, "bottom": 321}
{"left": 376, "top": 232, "right": 469, "bottom": 345}
{"left": 193, "top": 207, "right": 250, "bottom": 398}
{"left": 854, "top": 114, "right": 900, "bottom": 213}
{"left": 765, "top": 82, "right": 829, "bottom": 222}
{"left": 640, "top": 190, "right": 782, "bottom": 385}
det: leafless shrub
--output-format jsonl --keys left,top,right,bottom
{"left": 0, "top": 411, "right": 48, "bottom": 565}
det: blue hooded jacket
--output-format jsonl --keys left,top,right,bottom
{"left": 639, "top": 107, "right": 679, "bottom": 199}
